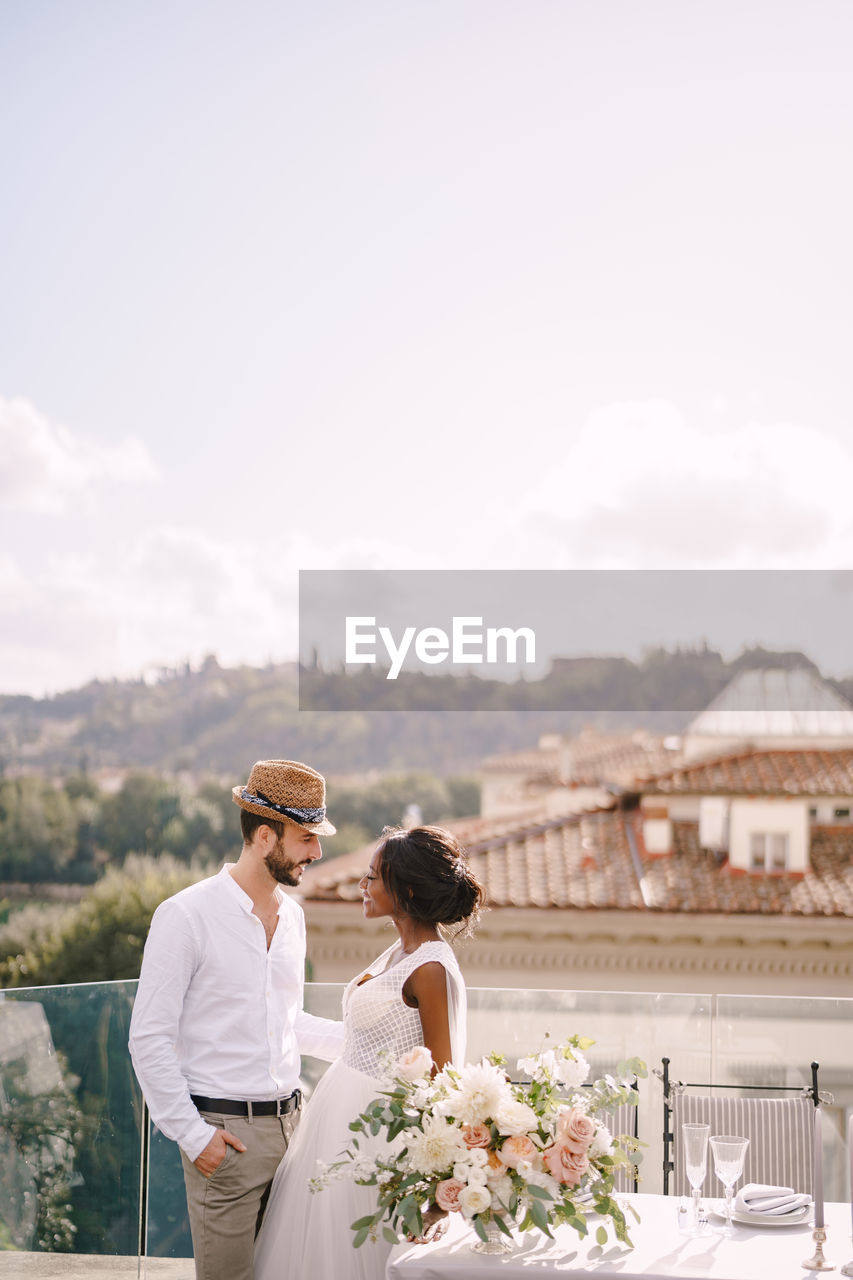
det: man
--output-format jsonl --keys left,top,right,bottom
{"left": 129, "top": 759, "right": 343, "bottom": 1280}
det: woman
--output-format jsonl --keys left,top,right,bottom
{"left": 254, "top": 824, "right": 484, "bottom": 1280}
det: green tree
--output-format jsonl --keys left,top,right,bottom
{"left": 0, "top": 854, "right": 208, "bottom": 988}
{"left": 0, "top": 777, "right": 78, "bottom": 881}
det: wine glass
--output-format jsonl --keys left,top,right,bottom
{"left": 709, "top": 1135, "right": 750, "bottom": 1235}
{"left": 681, "top": 1123, "right": 710, "bottom": 1235}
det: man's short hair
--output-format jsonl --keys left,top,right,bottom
{"left": 240, "top": 809, "right": 286, "bottom": 845}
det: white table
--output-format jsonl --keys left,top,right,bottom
{"left": 386, "top": 1195, "right": 853, "bottom": 1280}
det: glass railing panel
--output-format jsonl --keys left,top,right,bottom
{"left": 465, "top": 985, "right": 713, "bottom": 1196}
{"left": 6, "top": 979, "right": 843, "bottom": 1264}
{"left": 716, "top": 993, "right": 853, "bottom": 1202}
{"left": 0, "top": 981, "right": 142, "bottom": 1261}
{"left": 144, "top": 1128, "right": 192, "bottom": 1260}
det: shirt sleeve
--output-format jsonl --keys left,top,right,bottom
{"left": 294, "top": 1008, "right": 345, "bottom": 1061}
{"left": 284, "top": 895, "right": 344, "bottom": 1063}
{"left": 128, "top": 898, "right": 217, "bottom": 1163}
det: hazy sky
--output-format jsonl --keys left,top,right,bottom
{"left": 2, "top": 1, "right": 852, "bottom": 695}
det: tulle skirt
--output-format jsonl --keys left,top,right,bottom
{"left": 254, "top": 1059, "right": 391, "bottom": 1280}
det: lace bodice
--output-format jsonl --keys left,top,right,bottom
{"left": 340, "top": 939, "right": 462, "bottom": 1079}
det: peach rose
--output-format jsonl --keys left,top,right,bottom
{"left": 462, "top": 1123, "right": 492, "bottom": 1149}
{"left": 556, "top": 1108, "right": 596, "bottom": 1155}
{"left": 434, "top": 1178, "right": 466, "bottom": 1213}
{"left": 486, "top": 1149, "right": 504, "bottom": 1172}
{"left": 543, "top": 1140, "right": 589, "bottom": 1187}
{"left": 497, "top": 1134, "right": 538, "bottom": 1169}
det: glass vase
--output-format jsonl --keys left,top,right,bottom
{"left": 470, "top": 1217, "right": 514, "bottom": 1254}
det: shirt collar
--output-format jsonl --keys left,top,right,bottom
{"left": 219, "top": 862, "right": 286, "bottom": 916}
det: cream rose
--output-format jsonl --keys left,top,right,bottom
{"left": 495, "top": 1097, "right": 539, "bottom": 1137}
{"left": 458, "top": 1182, "right": 492, "bottom": 1217}
{"left": 397, "top": 1045, "right": 434, "bottom": 1082}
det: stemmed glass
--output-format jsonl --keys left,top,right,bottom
{"left": 709, "top": 1135, "right": 750, "bottom": 1235}
{"left": 682, "top": 1123, "right": 710, "bottom": 1235}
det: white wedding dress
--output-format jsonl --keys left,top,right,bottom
{"left": 253, "top": 938, "right": 467, "bottom": 1280}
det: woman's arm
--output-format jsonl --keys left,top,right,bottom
{"left": 402, "top": 960, "right": 452, "bottom": 1071}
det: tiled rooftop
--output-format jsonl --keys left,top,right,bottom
{"left": 481, "top": 729, "right": 685, "bottom": 792}
{"left": 638, "top": 747, "right": 853, "bottom": 796}
{"left": 302, "top": 806, "right": 853, "bottom": 919}
{"left": 640, "top": 821, "right": 853, "bottom": 915}
{"left": 465, "top": 809, "right": 644, "bottom": 911}
{"left": 480, "top": 745, "right": 561, "bottom": 781}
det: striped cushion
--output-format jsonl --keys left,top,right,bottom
{"left": 672, "top": 1094, "right": 814, "bottom": 1196}
{"left": 608, "top": 1100, "right": 640, "bottom": 1193}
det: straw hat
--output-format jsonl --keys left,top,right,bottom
{"left": 232, "top": 759, "right": 336, "bottom": 836}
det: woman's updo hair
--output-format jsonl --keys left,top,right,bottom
{"left": 375, "top": 825, "right": 484, "bottom": 937}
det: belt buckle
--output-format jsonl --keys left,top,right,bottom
{"left": 278, "top": 1089, "right": 298, "bottom": 1116}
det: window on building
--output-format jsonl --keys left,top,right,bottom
{"left": 833, "top": 807, "right": 850, "bottom": 822}
{"left": 808, "top": 807, "right": 817, "bottom": 821}
{"left": 749, "top": 831, "right": 789, "bottom": 872}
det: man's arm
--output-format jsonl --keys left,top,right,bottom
{"left": 294, "top": 1008, "right": 345, "bottom": 1061}
{"left": 128, "top": 898, "right": 219, "bottom": 1163}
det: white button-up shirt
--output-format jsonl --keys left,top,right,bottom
{"left": 129, "top": 864, "right": 343, "bottom": 1162}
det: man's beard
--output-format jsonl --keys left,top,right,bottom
{"left": 264, "top": 844, "right": 303, "bottom": 887}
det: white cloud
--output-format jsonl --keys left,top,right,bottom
{"left": 0, "top": 396, "right": 158, "bottom": 513}
{"left": 515, "top": 403, "right": 853, "bottom": 568}
{"left": 0, "top": 522, "right": 433, "bottom": 694}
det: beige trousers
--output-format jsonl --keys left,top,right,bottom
{"left": 180, "top": 1108, "right": 300, "bottom": 1280}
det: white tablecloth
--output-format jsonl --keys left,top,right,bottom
{"left": 386, "top": 1195, "right": 853, "bottom": 1280}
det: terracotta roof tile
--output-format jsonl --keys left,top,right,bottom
{"left": 565, "top": 732, "right": 684, "bottom": 789}
{"left": 301, "top": 806, "right": 853, "bottom": 920}
{"left": 637, "top": 821, "right": 853, "bottom": 916}
{"left": 639, "top": 748, "right": 853, "bottom": 797}
{"left": 480, "top": 747, "right": 561, "bottom": 783}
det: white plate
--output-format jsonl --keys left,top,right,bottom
{"left": 711, "top": 1202, "right": 811, "bottom": 1228}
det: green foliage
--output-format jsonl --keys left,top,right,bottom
{"left": 94, "top": 774, "right": 232, "bottom": 866}
{"left": 2, "top": 981, "right": 147, "bottom": 1254}
{"left": 1, "top": 1059, "right": 85, "bottom": 1252}
{"left": 0, "top": 778, "right": 80, "bottom": 881}
{"left": 327, "top": 773, "right": 481, "bottom": 856}
{"left": 0, "top": 757, "right": 480, "bottom": 898}
{"left": 0, "top": 855, "right": 208, "bottom": 987}
{"left": 0, "top": 770, "right": 237, "bottom": 887}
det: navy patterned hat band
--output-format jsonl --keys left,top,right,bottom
{"left": 241, "top": 787, "right": 326, "bottom": 825}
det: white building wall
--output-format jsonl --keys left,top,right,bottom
{"left": 728, "top": 798, "right": 810, "bottom": 872}
{"left": 810, "top": 797, "right": 853, "bottom": 823}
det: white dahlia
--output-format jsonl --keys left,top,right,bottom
{"left": 405, "top": 1115, "right": 468, "bottom": 1177}
{"left": 439, "top": 1060, "right": 513, "bottom": 1126}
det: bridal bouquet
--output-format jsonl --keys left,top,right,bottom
{"left": 311, "top": 1035, "right": 645, "bottom": 1249}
